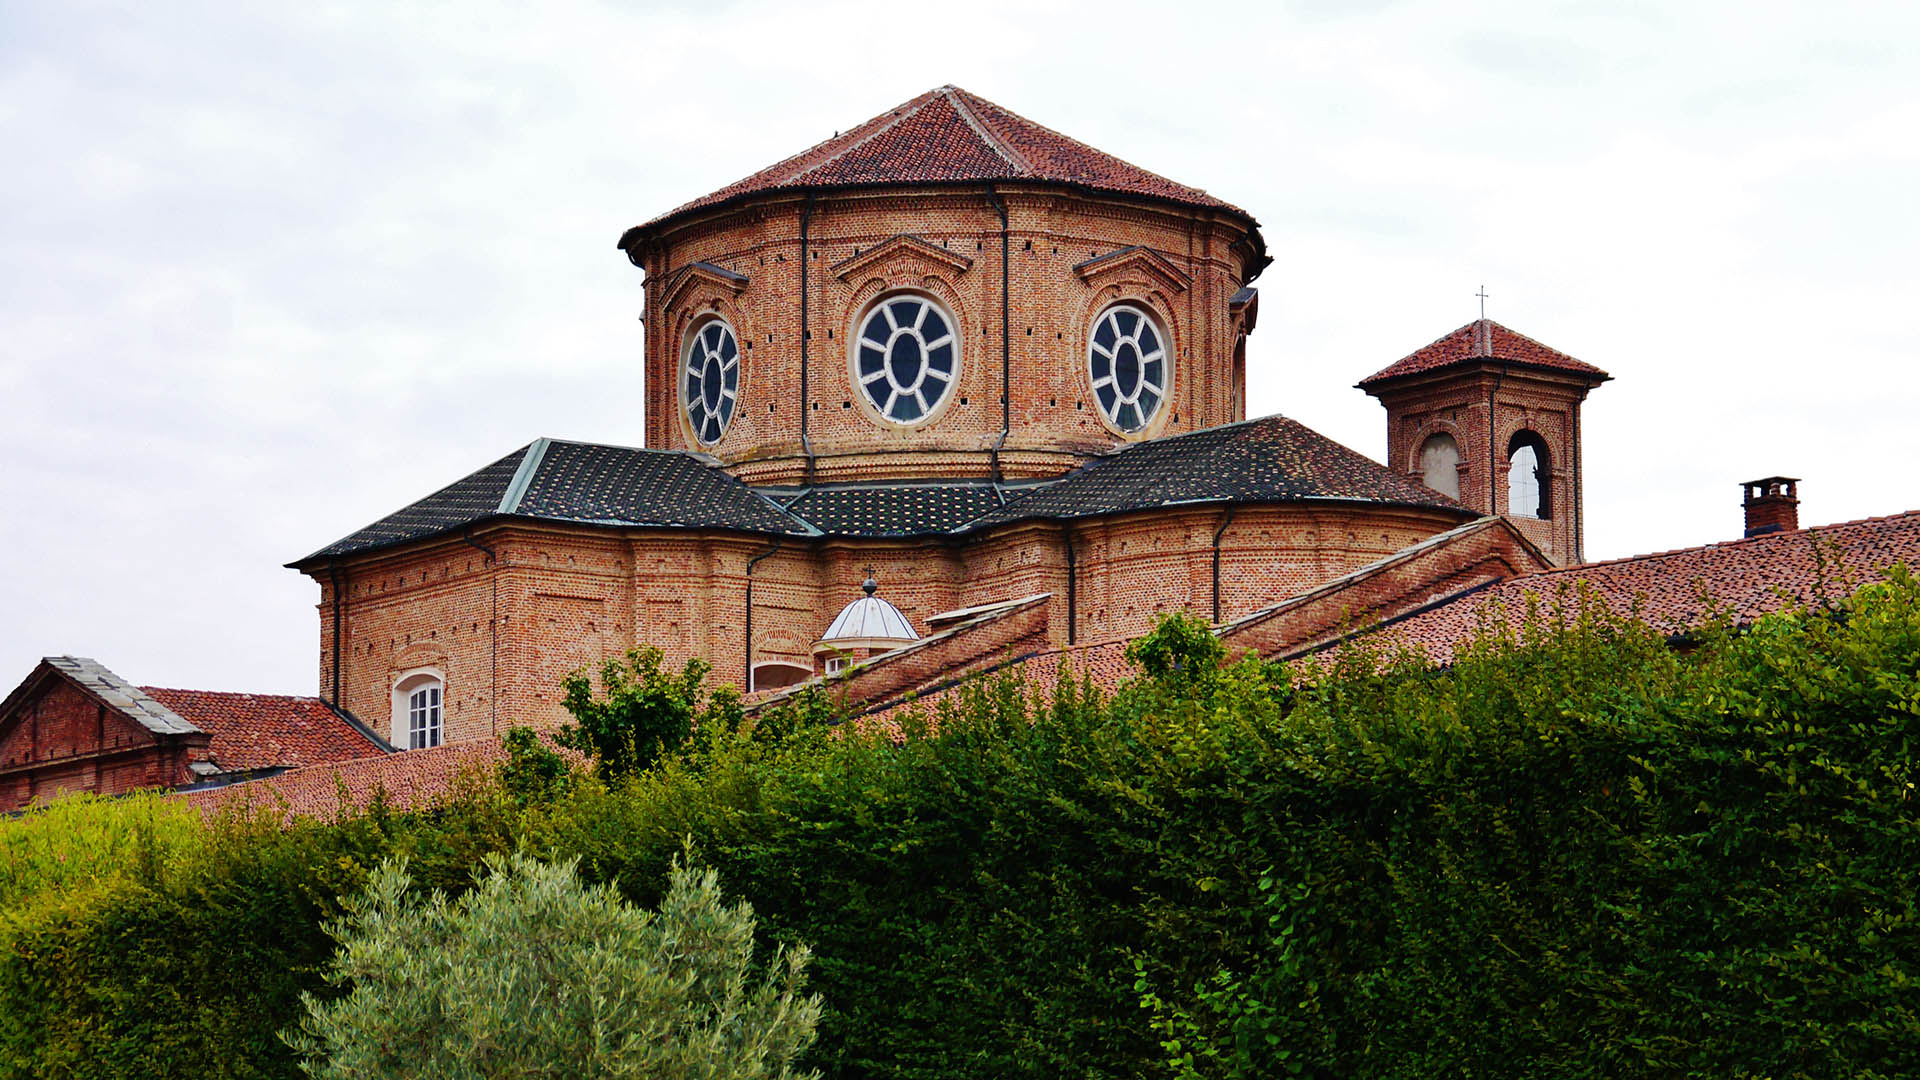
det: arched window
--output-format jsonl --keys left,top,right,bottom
{"left": 1506, "top": 431, "right": 1551, "bottom": 519}
{"left": 681, "top": 318, "right": 740, "bottom": 445}
{"left": 391, "top": 669, "right": 444, "bottom": 750}
{"left": 750, "top": 662, "right": 811, "bottom": 692}
{"left": 1417, "top": 432, "right": 1461, "bottom": 499}
{"left": 852, "top": 294, "right": 959, "bottom": 425}
{"left": 1088, "top": 304, "right": 1170, "bottom": 434}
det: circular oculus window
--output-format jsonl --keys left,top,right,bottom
{"left": 682, "top": 319, "right": 740, "bottom": 445}
{"left": 853, "top": 295, "right": 958, "bottom": 425}
{"left": 1089, "top": 304, "right": 1170, "bottom": 434}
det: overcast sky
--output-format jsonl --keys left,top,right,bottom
{"left": 3, "top": 0, "right": 1916, "bottom": 694}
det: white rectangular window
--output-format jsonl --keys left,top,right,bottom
{"left": 408, "top": 685, "right": 442, "bottom": 749}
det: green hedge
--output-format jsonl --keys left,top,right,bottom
{"left": 2, "top": 570, "right": 1917, "bottom": 1078}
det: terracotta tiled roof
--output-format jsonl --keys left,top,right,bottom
{"left": 620, "top": 86, "right": 1251, "bottom": 245}
{"left": 141, "top": 687, "right": 387, "bottom": 772}
{"left": 859, "top": 638, "right": 1137, "bottom": 728}
{"left": 964, "top": 414, "right": 1470, "bottom": 529}
{"left": 1343, "top": 510, "right": 1920, "bottom": 666}
{"left": 1358, "top": 319, "right": 1610, "bottom": 388}
{"left": 180, "top": 737, "right": 505, "bottom": 819}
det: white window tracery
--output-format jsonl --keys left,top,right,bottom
{"left": 682, "top": 319, "right": 740, "bottom": 445}
{"left": 853, "top": 295, "right": 958, "bottom": 425}
{"left": 1088, "top": 304, "right": 1169, "bottom": 434}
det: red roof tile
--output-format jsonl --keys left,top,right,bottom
{"left": 1358, "top": 319, "right": 1609, "bottom": 387}
{"left": 179, "top": 737, "right": 505, "bottom": 819}
{"left": 621, "top": 86, "right": 1251, "bottom": 244}
{"left": 140, "top": 687, "right": 385, "bottom": 771}
{"left": 1342, "top": 509, "right": 1920, "bottom": 665}
{"left": 859, "top": 638, "right": 1137, "bottom": 729}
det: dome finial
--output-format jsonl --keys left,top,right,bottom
{"left": 862, "top": 567, "right": 878, "bottom": 596}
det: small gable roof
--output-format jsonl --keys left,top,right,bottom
{"left": 1358, "top": 319, "right": 1610, "bottom": 388}
{"left": 963, "top": 414, "right": 1470, "bottom": 530}
{"left": 0, "top": 657, "right": 203, "bottom": 737}
{"left": 620, "top": 86, "right": 1257, "bottom": 248}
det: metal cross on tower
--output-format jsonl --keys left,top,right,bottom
{"left": 1476, "top": 285, "right": 1489, "bottom": 320}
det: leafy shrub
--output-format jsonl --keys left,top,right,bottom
{"left": 2, "top": 570, "right": 1916, "bottom": 1079}
{"left": 287, "top": 854, "right": 820, "bottom": 1079}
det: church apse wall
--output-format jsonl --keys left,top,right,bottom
{"left": 316, "top": 498, "right": 1471, "bottom": 738}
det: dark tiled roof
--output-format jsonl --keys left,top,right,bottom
{"left": 963, "top": 415, "right": 1468, "bottom": 530}
{"left": 1353, "top": 510, "right": 1920, "bottom": 665}
{"left": 300, "top": 438, "right": 812, "bottom": 562}
{"left": 142, "top": 687, "right": 387, "bottom": 771}
{"left": 515, "top": 441, "right": 805, "bottom": 533}
{"left": 622, "top": 86, "right": 1251, "bottom": 244}
{"left": 1358, "top": 319, "right": 1610, "bottom": 387}
{"left": 306, "top": 446, "right": 529, "bottom": 560}
{"left": 785, "top": 484, "right": 1006, "bottom": 537}
{"left": 305, "top": 416, "right": 1470, "bottom": 562}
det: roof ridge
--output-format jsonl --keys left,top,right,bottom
{"left": 786, "top": 91, "right": 945, "bottom": 185}
{"left": 1520, "top": 508, "right": 1920, "bottom": 578}
{"left": 762, "top": 90, "right": 943, "bottom": 187}
{"left": 941, "top": 86, "right": 1032, "bottom": 175}
{"left": 141, "top": 686, "right": 322, "bottom": 701}
{"left": 949, "top": 86, "right": 1211, "bottom": 199}
{"left": 498, "top": 436, "right": 550, "bottom": 513}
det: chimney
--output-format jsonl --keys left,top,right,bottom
{"left": 1742, "top": 476, "right": 1800, "bottom": 538}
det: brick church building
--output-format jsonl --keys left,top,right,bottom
{"left": 283, "top": 86, "right": 1610, "bottom": 752}
{"left": 9, "top": 87, "right": 1913, "bottom": 813}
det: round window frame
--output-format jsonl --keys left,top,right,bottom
{"left": 1086, "top": 302, "right": 1174, "bottom": 438}
{"left": 846, "top": 292, "right": 963, "bottom": 430}
{"left": 680, "top": 316, "right": 742, "bottom": 447}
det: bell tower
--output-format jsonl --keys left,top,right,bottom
{"left": 1358, "top": 319, "right": 1609, "bottom": 566}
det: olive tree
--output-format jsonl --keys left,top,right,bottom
{"left": 287, "top": 854, "right": 821, "bottom": 1079}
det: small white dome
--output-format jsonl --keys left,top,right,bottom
{"left": 818, "top": 577, "right": 918, "bottom": 645}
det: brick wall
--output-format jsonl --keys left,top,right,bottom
{"left": 0, "top": 678, "right": 206, "bottom": 811}
{"left": 1369, "top": 365, "right": 1599, "bottom": 566}
{"left": 314, "top": 501, "right": 1471, "bottom": 738}
{"left": 638, "top": 187, "right": 1260, "bottom": 485}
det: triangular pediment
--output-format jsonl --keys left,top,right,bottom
{"left": 656, "top": 261, "right": 750, "bottom": 313}
{"left": 832, "top": 234, "right": 973, "bottom": 284}
{"left": 0, "top": 658, "right": 204, "bottom": 771}
{"left": 1074, "top": 245, "right": 1191, "bottom": 294}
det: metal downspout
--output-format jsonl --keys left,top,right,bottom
{"left": 744, "top": 536, "right": 785, "bottom": 689}
{"left": 1211, "top": 504, "right": 1237, "bottom": 624}
{"left": 799, "top": 194, "right": 817, "bottom": 487}
{"left": 327, "top": 559, "right": 345, "bottom": 706}
{"left": 1062, "top": 524, "right": 1077, "bottom": 646}
{"left": 986, "top": 185, "right": 1010, "bottom": 495}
